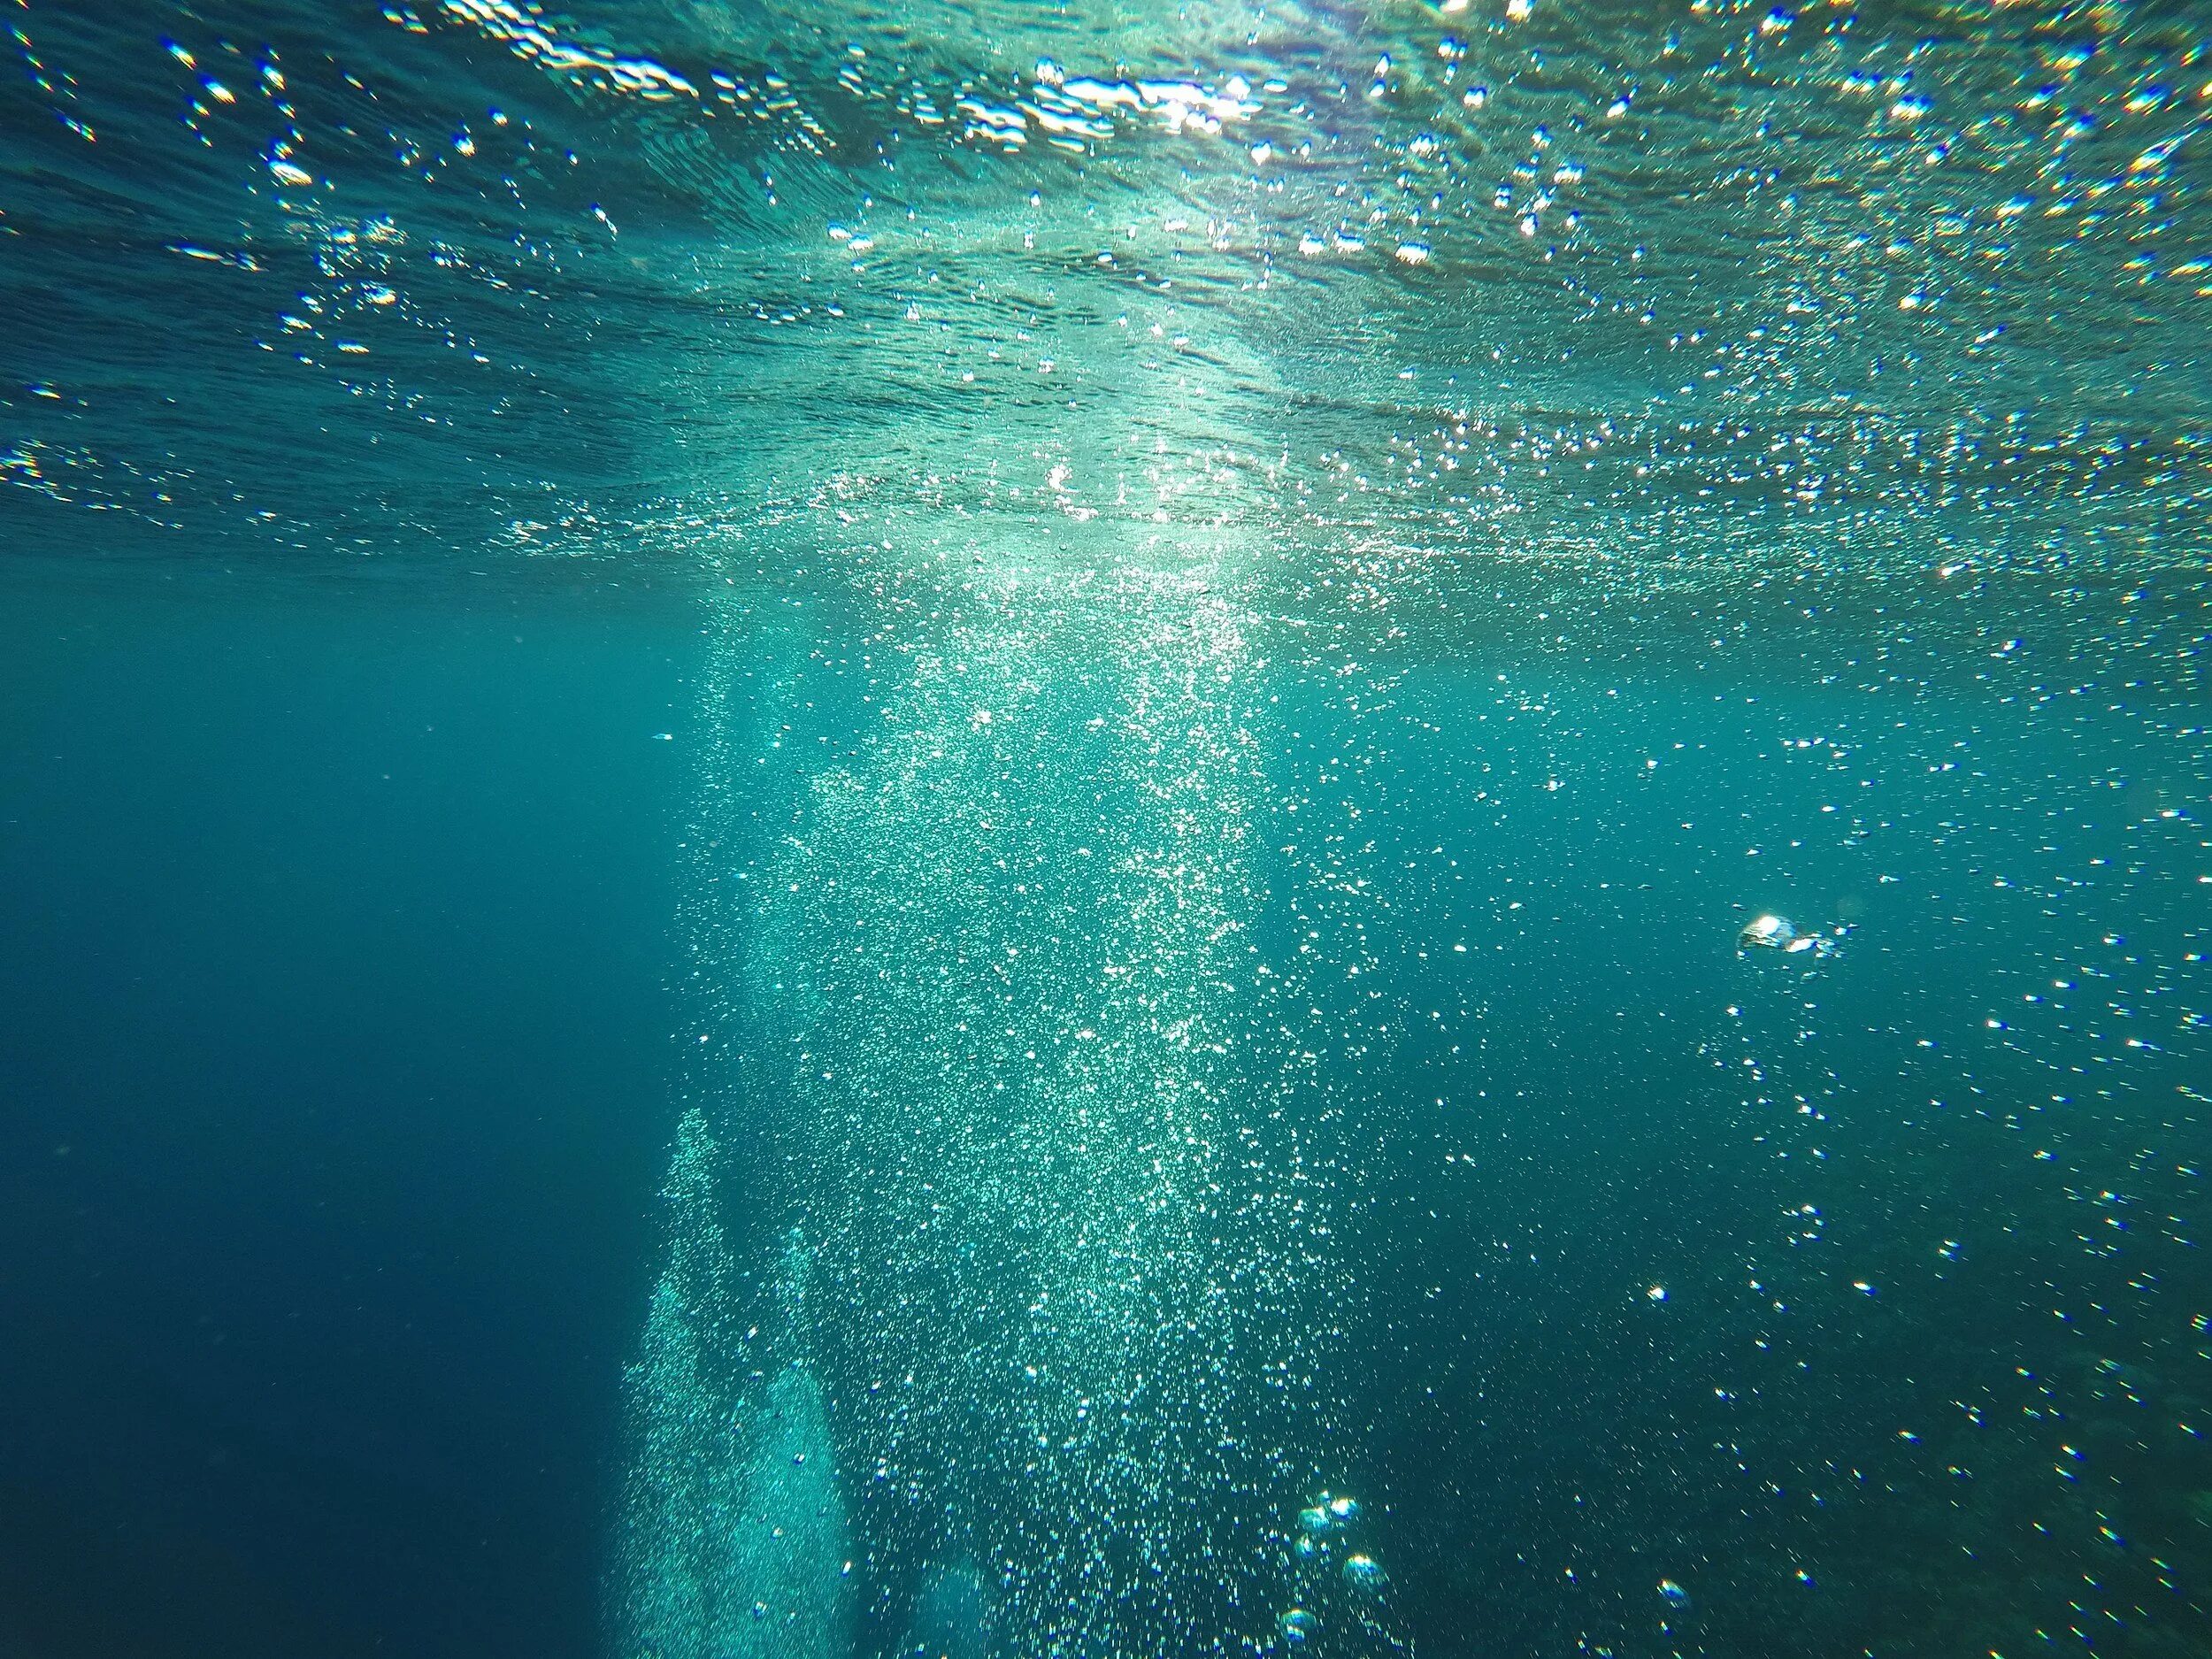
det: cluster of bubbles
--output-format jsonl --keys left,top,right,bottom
{"left": 1279, "top": 1492, "right": 1394, "bottom": 1648}
{"left": 1736, "top": 912, "right": 1842, "bottom": 962}
{"left": 615, "top": 539, "right": 1409, "bottom": 1656}
{"left": 615, "top": 1156, "right": 856, "bottom": 1659}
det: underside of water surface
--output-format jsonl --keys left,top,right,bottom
{"left": 0, "top": 0, "right": 2207, "bottom": 1656}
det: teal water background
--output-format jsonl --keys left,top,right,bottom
{"left": 1, "top": 563, "right": 700, "bottom": 1655}
{"left": 5, "top": 548, "right": 2202, "bottom": 1656}
{"left": 3, "top": 0, "right": 2208, "bottom": 1655}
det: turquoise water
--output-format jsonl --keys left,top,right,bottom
{"left": 2, "top": 2, "right": 2207, "bottom": 1656}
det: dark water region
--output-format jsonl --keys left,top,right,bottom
{"left": 0, "top": 564, "right": 701, "bottom": 1656}
{"left": 3, "top": 0, "right": 2208, "bottom": 1656}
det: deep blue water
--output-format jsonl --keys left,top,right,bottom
{"left": 3, "top": 1, "right": 2208, "bottom": 1656}
{"left": 6, "top": 554, "right": 2202, "bottom": 1657}
{"left": 0, "top": 564, "right": 699, "bottom": 1655}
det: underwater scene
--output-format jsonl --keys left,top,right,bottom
{"left": 1, "top": 0, "right": 2207, "bottom": 1655}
